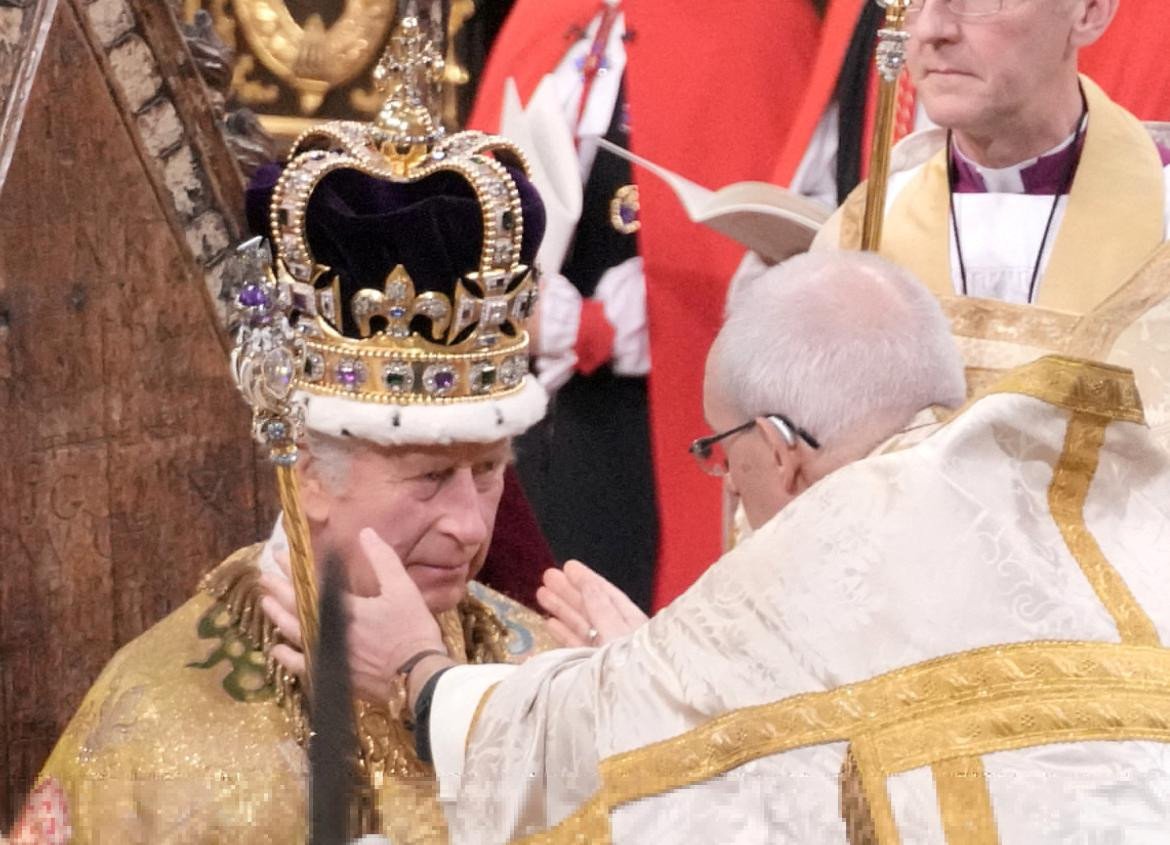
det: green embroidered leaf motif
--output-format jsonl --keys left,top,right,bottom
{"left": 189, "top": 601, "right": 274, "bottom": 703}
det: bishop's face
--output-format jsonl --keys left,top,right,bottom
{"left": 906, "top": 0, "right": 1084, "bottom": 139}
{"left": 303, "top": 438, "right": 510, "bottom": 613}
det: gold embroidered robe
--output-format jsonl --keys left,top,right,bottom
{"left": 37, "top": 544, "right": 554, "bottom": 844}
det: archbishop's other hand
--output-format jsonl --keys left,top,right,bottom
{"left": 536, "top": 559, "right": 649, "bottom": 647}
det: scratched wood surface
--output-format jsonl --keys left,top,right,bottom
{"left": 0, "top": 1, "right": 274, "bottom": 825}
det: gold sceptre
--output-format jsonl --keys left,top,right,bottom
{"left": 275, "top": 450, "right": 319, "bottom": 701}
{"left": 861, "top": 0, "right": 912, "bottom": 251}
{"left": 227, "top": 237, "right": 319, "bottom": 702}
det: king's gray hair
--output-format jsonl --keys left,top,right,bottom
{"left": 709, "top": 251, "right": 966, "bottom": 452}
{"left": 299, "top": 431, "right": 362, "bottom": 495}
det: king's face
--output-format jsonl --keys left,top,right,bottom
{"left": 312, "top": 438, "right": 512, "bottom": 612}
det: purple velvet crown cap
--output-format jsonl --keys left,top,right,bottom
{"left": 245, "top": 160, "right": 547, "bottom": 339}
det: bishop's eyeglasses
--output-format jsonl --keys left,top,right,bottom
{"left": 689, "top": 414, "right": 820, "bottom": 478}
{"left": 903, "top": 0, "right": 1016, "bottom": 17}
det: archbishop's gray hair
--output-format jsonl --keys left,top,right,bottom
{"left": 709, "top": 251, "right": 966, "bottom": 452}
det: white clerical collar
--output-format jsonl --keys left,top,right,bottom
{"left": 953, "top": 116, "right": 1086, "bottom": 194}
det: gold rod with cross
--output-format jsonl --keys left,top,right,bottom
{"left": 861, "top": 0, "right": 912, "bottom": 251}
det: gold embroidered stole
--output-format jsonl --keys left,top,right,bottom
{"left": 839, "top": 76, "right": 1165, "bottom": 314}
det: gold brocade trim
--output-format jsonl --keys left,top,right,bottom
{"left": 930, "top": 757, "right": 998, "bottom": 845}
{"left": 1038, "top": 78, "right": 1165, "bottom": 314}
{"left": 930, "top": 241, "right": 1170, "bottom": 399}
{"left": 979, "top": 356, "right": 1146, "bottom": 425}
{"left": 963, "top": 366, "right": 1006, "bottom": 401}
{"left": 513, "top": 641, "right": 1170, "bottom": 844}
{"left": 869, "top": 685, "right": 1170, "bottom": 774}
{"left": 940, "top": 297, "right": 1081, "bottom": 347}
{"left": 1048, "top": 412, "right": 1160, "bottom": 645}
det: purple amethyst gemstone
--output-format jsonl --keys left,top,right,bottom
{"left": 239, "top": 282, "right": 270, "bottom": 308}
{"left": 336, "top": 362, "right": 362, "bottom": 386}
{"left": 619, "top": 203, "right": 638, "bottom": 226}
{"left": 434, "top": 370, "right": 455, "bottom": 390}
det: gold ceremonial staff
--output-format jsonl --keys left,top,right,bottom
{"left": 861, "top": 0, "right": 912, "bottom": 251}
{"left": 228, "top": 239, "right": 320, "bottom": 702}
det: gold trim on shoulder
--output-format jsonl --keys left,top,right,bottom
{"left": 515, "top": 641, "right": 1170, "bottom": 844}
{"left": 979, "top": 355, "right": 1146, "bottom": 425}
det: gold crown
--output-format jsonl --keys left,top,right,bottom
{"left": 264, "top": 14, "right": 539, "bottom": 406}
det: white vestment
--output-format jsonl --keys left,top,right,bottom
{"left": 429, "top": 357, "right": 1170, "bottom": 843}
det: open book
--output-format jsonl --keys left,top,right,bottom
{"left": 597, "top": 138, "right": 831, "bottom": 264}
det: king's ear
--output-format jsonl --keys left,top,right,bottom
{"left": 296, "top": 453, "right": 333, "bottom": 524}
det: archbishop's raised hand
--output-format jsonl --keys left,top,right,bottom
{"left": 260, "top": 528, "right": 446, "bottom": 703}
{"left": 536, "top": 560, "right": 649, "bottom": 648}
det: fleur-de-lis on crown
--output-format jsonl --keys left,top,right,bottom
{"left": 344, "top": 264, "right": 539, "bottom": 352}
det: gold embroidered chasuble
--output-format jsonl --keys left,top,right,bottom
{"left": 438, "top": 357, "right": 1170, "bottom": 844}
{"left": 38, "top": 544, "right": 554, "bottom": 844}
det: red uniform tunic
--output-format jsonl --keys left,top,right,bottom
{"left": 471, "top": 0, "right": 821, "bottom": 607}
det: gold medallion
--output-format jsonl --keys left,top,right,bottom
{"left": 610, "top": 183, "right": 641, "bottom": 234}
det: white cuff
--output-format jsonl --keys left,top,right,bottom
{"left": 538, "top": 271, "right": 583, "bottom": 357}
{"left": 431, "top": 664, "right": 519, "bottom": 803}
{"left": 593, "top": 256, "right": 649, "bottom": 376}
{"left": 535, "top": 271, "right": 582, "bottom": 392}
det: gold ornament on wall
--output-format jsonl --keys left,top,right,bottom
{"left": 186, "top": 0, "right": 478, "bottom": 140}
{"left": 231, "top": 0, "right": 396, "bottom": 115}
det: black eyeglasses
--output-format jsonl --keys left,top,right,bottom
{"left": 688, "top": 414, "right": 820, "bottom": 477}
